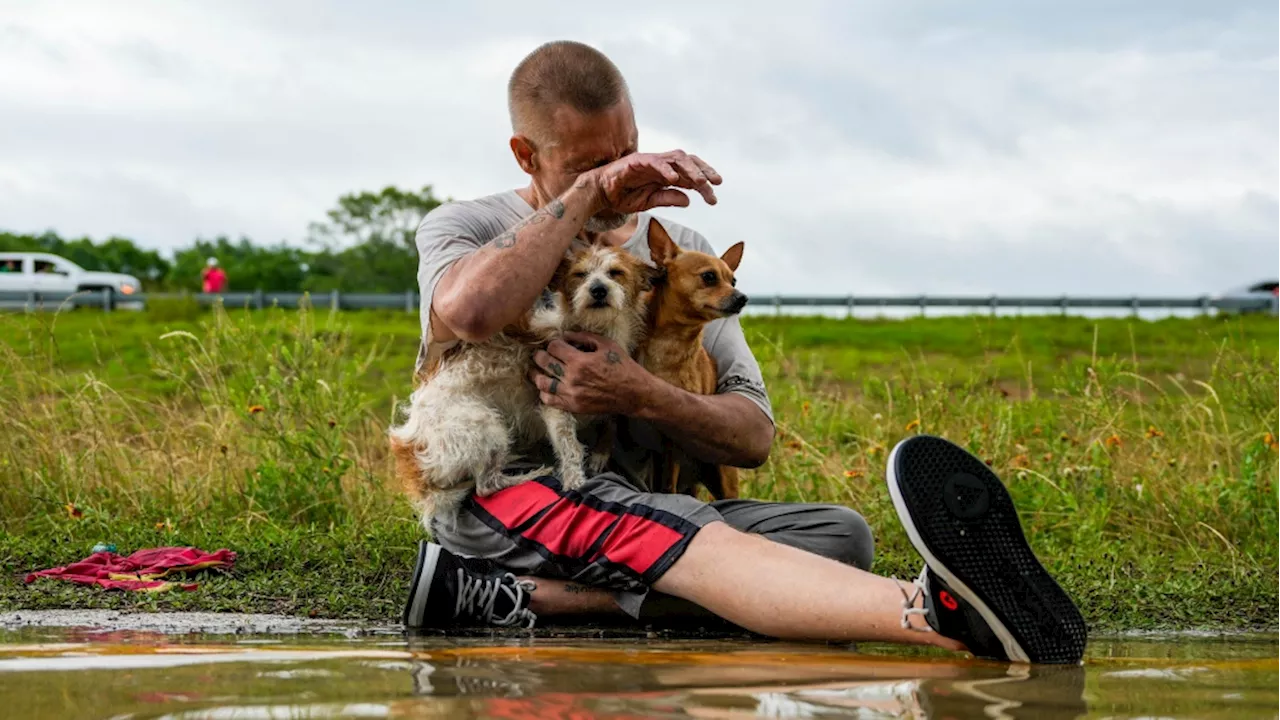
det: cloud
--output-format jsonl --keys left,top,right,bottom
{"left": 0, "top": 0, "right": 1274, "bottom": 294}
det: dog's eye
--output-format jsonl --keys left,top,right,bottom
{"left": 571, "top": 271, "right": 587, "bottom": 280}
{"left": 700, "top": 271, "right": 718, "bottom": 286}
{"left": 730, "top": 277, "right": 737, "bottom": 287}
{"left": 607, "top": 269, "right": 625, "bottom": 279}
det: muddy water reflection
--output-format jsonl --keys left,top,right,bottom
{"left": 0, "top": 627, "right": 1274, "bottom": 719}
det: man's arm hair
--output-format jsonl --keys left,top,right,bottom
{"left": 635, "top": 380, "right": 774, "bottom": 468}
{"left": 431, "top": 179, "right": 596, "bottom": 343}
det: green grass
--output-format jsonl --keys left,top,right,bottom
{"left": 1, "top": 304, "right": 1276, "bottom": 632}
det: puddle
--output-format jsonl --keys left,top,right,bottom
{"left": 0, "top": 621, "right": 1274, "bottom": 719}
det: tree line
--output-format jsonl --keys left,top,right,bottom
{"left": 0, "top": 186, "right": 443, "bottom": 293}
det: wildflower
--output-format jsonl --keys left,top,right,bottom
{"left": 1133, "top": 483, "right": 1144, "bottom": 498}
{"left": 1104, "top": 434, "right": 1122, "bottom": 448}
{"left": 248, "top": 405, "right": 266, "bottom": 415}
{"left": 1209, "top": 460, "right": 1220, "bottom": 472}
{"left": 327, "top": 419, "right": 337, "bottom": 428}
{"left": 1010, "top": 454, "right": 1030, "bottom": 468}
{"left": 1059, "top": 432, "right": 1072, "bottom": 443}
{"left": 322, "top": 466, "right": 331, "bottom": 474}
{"left": 1144, "top": 426, "right": 1164, "bottom": 439}
{"left": 785, "top": 440, "right": 802, "bottom": 450}
{"left": 155, "top": 518, "right": 174, "bottom": 532}
{"left": 843, "top": 469, "right": 864, "bottom": 479}
{"left": 1167, "top": 457, "right": 1177, "bottom": 467}
{"left": 866, "top": 444, "right": 884, "bottom": 457}
{"left": 1031, "top": 426, "right": 1043, "bottom": 436}
{"left": 1265, "top": 432, "right": 1278, "bottom": 451}
{"left": 1042, "top": 452, "right": 1053, "bottom": 462}
{"left": 983, "top": 457, "right": 993, "bottom": 466}
{"left": 65, "top": 504, "right": 83, "bottom": 520}
{"left": 801, "top": 402, "right": 811, "bottom": 416}
{"left": 904, "top": 418, "right": 921, "bottom": 432}
{"left": 871, "top": 413, "right": 883, "bottom": 421}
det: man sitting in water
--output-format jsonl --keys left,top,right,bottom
{"left": 401, "top": 40, "right": 1086, "bottom": 664}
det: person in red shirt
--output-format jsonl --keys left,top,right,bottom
{"left": 201, "top": 257, "right": 227, "bottom": 293}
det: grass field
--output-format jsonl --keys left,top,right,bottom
{"left": 1, "top": 303, "right": 1276, "bottom": 632}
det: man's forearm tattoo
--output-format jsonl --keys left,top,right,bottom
{"left": 487, "top": 199, "right": 568, "bottom": 250}
{"left": 563, "top": 583, "right": 597, "bottom": 594}
{"left": 606, "top": 350, "right": 621, "bottom": 364}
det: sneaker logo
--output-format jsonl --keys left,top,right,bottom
{"left": 943, "top": 473, "right": 990, "bottom": 520}
{"left": 939, "top": 590, "right": 959, "bottom": 611}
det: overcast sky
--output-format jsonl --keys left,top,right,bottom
{"left": 2, "top": 1, "right": 1275, "bottom": 295}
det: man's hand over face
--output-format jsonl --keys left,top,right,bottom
{"left": 580, "top": 150, "right": 722, "bottom": 215}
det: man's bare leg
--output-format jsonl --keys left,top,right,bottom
{"left": 521, "top": 438, "right": 1087, "bottom": 663}
{"left": 656, "top": 522, "right": 962, "bottom": 650}
{"left": 520, "top": 521, "right": 960, "bottom": 651}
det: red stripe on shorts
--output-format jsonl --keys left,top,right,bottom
{"left": 474, "top": 481, "right": 684, "bottom": 577}
{"left": 600, "top": 513, "right": 683, "bottom": 577}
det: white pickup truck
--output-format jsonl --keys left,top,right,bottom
{"left": 0, "top": 252, "right": 144, "bottom": 309}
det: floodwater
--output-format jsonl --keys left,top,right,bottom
{"left": 0, "top": 622, "right": 1274, "bottom": 719}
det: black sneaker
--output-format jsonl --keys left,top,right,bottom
{"left": 403, "top": 541, "right": 537, "bottom": 629}
{"left": 887, "top": 435, "right": 1087, "bottom": 664}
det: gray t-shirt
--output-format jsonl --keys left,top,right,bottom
{"left": 413, "top": 190, "right": 773, "bottom": 490}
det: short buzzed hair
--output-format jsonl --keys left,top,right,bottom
{"left": 508, "top": 41, "right": 630, "bottom": 146}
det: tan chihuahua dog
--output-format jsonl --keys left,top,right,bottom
{"left": 638, "top": 218, "right": 747, "bottom": 499}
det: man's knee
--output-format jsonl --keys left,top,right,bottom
{"left": 826, "top": 506, "right": 875, "bottom": 571}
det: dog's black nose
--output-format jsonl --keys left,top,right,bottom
{"left": 725, "top": 291, "right": 748, "bottom": 314}
{"left": 589, "top": 283, "right": 608, "bottom": 302}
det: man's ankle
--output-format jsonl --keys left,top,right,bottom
{"left": 523, "top": 577, "right": 622, "bottom": 616}
{"left": 895, "top": 577, "right": 966, "bottom": 652}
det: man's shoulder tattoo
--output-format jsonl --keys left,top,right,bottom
{"left": 717, "top": 374, "right": 767, "bottom": 396}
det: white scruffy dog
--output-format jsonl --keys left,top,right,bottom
{"left": 389, "top": 243, "right": 652, "bottom": 529}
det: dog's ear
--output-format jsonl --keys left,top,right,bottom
{"left": 647, "top": 218, "right": 679, "bottom": 265}
{"left": 642, "top": 263, "right": 667, "bottom": 291}
{"left": 720, "top": 242, "right": 744, "bottom": 272}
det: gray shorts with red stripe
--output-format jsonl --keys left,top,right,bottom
{"left": 430, "top": 472, "right": 875, "bottom": 618}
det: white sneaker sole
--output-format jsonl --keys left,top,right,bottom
{"left": 403, "top": 541, "right": 442, "bottom": 629}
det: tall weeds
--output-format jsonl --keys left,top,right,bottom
{"left": 746, "top": 321, "right": 1278, "bottom": 588}
{"left": 1, "top": 308, "right": 1275, "bottom": 585}
{"left": 1, "top": 303, "right": 398, "bottom": 532}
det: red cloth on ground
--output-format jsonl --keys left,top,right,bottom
{"left": 25, "top": 547, "right": 236, "bottom": 592}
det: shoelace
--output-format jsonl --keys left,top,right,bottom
{"left": 896, "top": 565, "right": 932, "bottom": 632}
{"left": 454, "top": 569, "right": 538, "bottom": 628}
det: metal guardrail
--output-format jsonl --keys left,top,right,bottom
{"left": 756, "top": 294, "right": 1278, "bottom": 316}
{"left": 0, "top": 289, "right": 1275, "bottom": 315}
